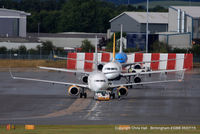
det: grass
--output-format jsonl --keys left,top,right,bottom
{"left": 0, "top": 125, "right": 200, "bottom": 134}
{"left": 0, "top": 59, "right": 67, "bottom": 68}
{"left": 135, "top": 1, "right": 200, "bottom": 8}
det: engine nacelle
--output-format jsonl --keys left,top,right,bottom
{"left": 68, "top": 85, "right": 80, "bottom": 96}
{"left": 134, "top": 76, "right": 141, "bottom": 83}
{"left": 82, "top": 75, "right": 88, "bottom": 83}
{"left": 97, "top": 64, "right": 104, "bottom": 71}
{"left": 134, "top": 64, "right": 142, "bottom": 69}
{"left": 117, "top": 86, "right": 128, "bottom": 96}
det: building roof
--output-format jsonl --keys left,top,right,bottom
{"left": 0, "top": 8, "right": 31, "bottom": 16}
{"left": 170, "top": 6, "right": 200, "bottom": 18}
{"left": 109, "top": 12, "right": 168, "bottom": 24}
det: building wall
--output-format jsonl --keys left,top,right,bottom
{"left": 193, "top": 18, "right": 200, "bottom": 39}
{"left": 0, "top": 18, "right": 19, "bottom": 36}
{"left": 0, "top": 10, "right": 28, "bottom": 37}
{"left": 110, "top": 14, "right": 140, "bottom": 33}
{"left": 140, "top": 23, "right": 168, "bottom": 33}
{"left": 168, "top": 7, "right": 178, "bottom": 32}
{"left": 19, "top": 16, "right": 27, "bottom": 37}
{"left": 159, "top": 33, "right": 191, "bottom": 48}
{"left": 39, "top": 37, "right": 101, "bottom": 48}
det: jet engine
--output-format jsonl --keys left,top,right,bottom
{"left": 134, "top": 64, "right": 142, "bottom": 69}
{"left": 133, "top": 76, "right": 141, "bottom": 83}
{"left": 97, "top": 64, "right": 104, "bottom": 71}
{"left": 68, "top": 85, "right": 80, "bottom": 96}
{"left": 117, "top": 86, "right": 128, "bottom": 96}
{"left": 82, "top": 75, "right": 88, "bottom": 83}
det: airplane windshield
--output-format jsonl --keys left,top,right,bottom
{"left": 95, "top": 80, "right": 106, "bottom": 82}
{"left": 106, "top": 68, "right": 117, "bottom": 70}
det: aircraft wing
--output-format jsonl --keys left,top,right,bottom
{"left": 38, "top": 66, "right": 91, "bottom": 74}
{"left": 109, "top": 79, "right": 183, "bottom": 88}
{"left": 54, "top": 55, "right": 95, "bottom": 63}
{"left": 121, "top": 69, "right": 186, "bottom": 77}
{"left": 122, "top": 57, "right": 185, "bottom": 67}
{"left": 9, "top": 71, "right": 88, "bottom": 88}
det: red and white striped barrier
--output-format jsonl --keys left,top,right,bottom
{"left": 66, "top": 53, "right": 193, "bottom": 71}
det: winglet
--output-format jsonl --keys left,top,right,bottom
{"left": 112, "top": 33, "right": 116, "bottom": 62}
{"left": 9, "top": 68, "right": 15, "bottom": 79}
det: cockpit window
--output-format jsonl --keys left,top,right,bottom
{"left": 95, "top": 80, "right": 106, "bottom": 82}
{"left": 111, "top": 68, "right": 117, "bottom": 70}
{"left": 106, "top": 68, "right": 117, "bottom": 70}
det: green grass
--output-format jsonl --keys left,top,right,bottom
{"left": 0, "top": 125, "right": 200, "bottom": 134}
{"left": 135, "top": 1, "right": 200, "bottom": 8}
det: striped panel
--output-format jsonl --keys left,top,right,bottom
{"left": 84, "top": 53, "right": 94, "bottom": 71}
{"left": 150, "top": 53, "right": 160, "bottom": 70}
{"left": 159, "top": 53, "right": 168, "bottom": 70}
{"left": 127, "top": 53, "right": 135, "bottom": 63}
{"left": 134, "top": 53, "right": 143, "bottom": 62}
{"left": 101, "top": 53, "right": 111, "bottom": 62}
{"left": 67, "top": 53, "right": 77, "bottom": 70}
{"left": 167, "top": 53, "right": 176, "bottom": 70}
{"left": 175, "top": 54, "right": 184, "bottom": 70}
{"left": 143, "top": 53, "right": 152, "bottom": 69}
{"left": 184, "top": 54, "right": 193, "bottom": 70}
{"left": 76, "top": 53, "right": 85, "bottom": 70}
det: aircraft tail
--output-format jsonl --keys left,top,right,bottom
{"left": 95, "top": 36, "right": 98, "bottom": 71}
{"left": 119, "top": 24, "right": 123, "bottom": 53}
{"left": 112, "top": 33, "right": 116, "bottom": 61}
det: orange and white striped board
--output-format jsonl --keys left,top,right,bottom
{"left": 66, "top": 53, "right": 193, "bottom": 71}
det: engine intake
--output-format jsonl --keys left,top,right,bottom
{"left": 82, "top": 76, "right": 88, "bottom": 83}
{"left": 68, "top": 85, "right": 80, "bottom": 96}
{"left": 134, "top": 64, "right": 142, "bottom": 69}
{"left": 134, "top": 76, "right": 141, "bottom": 83}
{"left": 117, "top": 86, "right": 128, "bottom": 96}
{"left": 98, "top": 64, "right": 104, "bottom": 71}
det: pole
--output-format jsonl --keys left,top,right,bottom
{"left": 146, "top": 0, "right": 149, "bottom": 53}
{"left": 38, "top": 23, "right": 40, "bottom": 37}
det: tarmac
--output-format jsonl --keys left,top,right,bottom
{"left": 0, "top": 68, "right": 200, "bottom": 125}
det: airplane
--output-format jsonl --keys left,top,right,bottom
{"left": 44, "top": 33, "right": 185, "bottom": 84}
{"left": 9, "top": 36, "right": 186, "bottom": 99}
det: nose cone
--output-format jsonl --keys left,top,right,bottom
{"left": 115, "top": 53, "right": 127, "bottom": 63}
{"left": 105, "top": 73, "right": 119, "bottom": 80}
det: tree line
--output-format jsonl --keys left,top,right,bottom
{"left": 0, "top": 0, "right": 167, "bottom": 33}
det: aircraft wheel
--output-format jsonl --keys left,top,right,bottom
{"left": 80, "top": 93, "right": 83, "bottom": 98}
{"left": 84, "top": 93, "right": 87, "bottom": 98}
{"left": 112, "top": 93, "right": 115, "bottom": 99}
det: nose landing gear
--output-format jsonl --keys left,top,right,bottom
{"left": 80, "top": 88, "right": 87, "bottom": 98}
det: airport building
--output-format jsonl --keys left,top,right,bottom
{"left": 109, "top": 6, "right": 200, "bottom": 49}
{"left": 109, "top": 12, "right": 168, "bottom": 33}
{"left": 0, "top": 8, "right": 30, "bottom": 37}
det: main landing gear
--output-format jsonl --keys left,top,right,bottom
{"left": 80, "top": 88, "right": 87, "bottom": 98}
{"left": 110, "top": 92, "right": 115, "bottom": 99}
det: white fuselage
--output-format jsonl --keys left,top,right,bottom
{"left": 88, "top": 72, "right": 109, "bottom": 92}
{"left": 102, "top": 61, "right": 122, "bottom": 80}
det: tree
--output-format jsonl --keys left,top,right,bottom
{"left": 150, "top": 41, "right": 171, "bottom": 53}
{"left": 81, "top": 39, "right": 95, "bottom": 52}
{"left": 41, "top": 41, "right": 55, "bottom": 55}
{"left": 18, "top": 45, "right": 27, "bottom": 54}
{"left": 0, "top": 46, "right": 7, "bottom": 54}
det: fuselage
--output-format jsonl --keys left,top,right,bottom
{"left": 115, "top": 52, "right": 128, "bottom": 63}
{"left": 102, "top": 61, "right": 122, "bottom": 80}
{"left": 88, "top": 72, "right": 109, "bottom": 92}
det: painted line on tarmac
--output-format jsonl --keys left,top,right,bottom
{"left": 0, "top": 95, "right": 92, "bottom": 121}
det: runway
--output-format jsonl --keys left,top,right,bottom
{"left": 0, "top": 68, "right": 200, "bottom": 125}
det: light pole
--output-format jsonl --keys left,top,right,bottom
{"left": 146, "top": 0, "right": 149, "bottom": 53}
{"left": 38, "top": 23, "right": 40, "bottom": 37}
